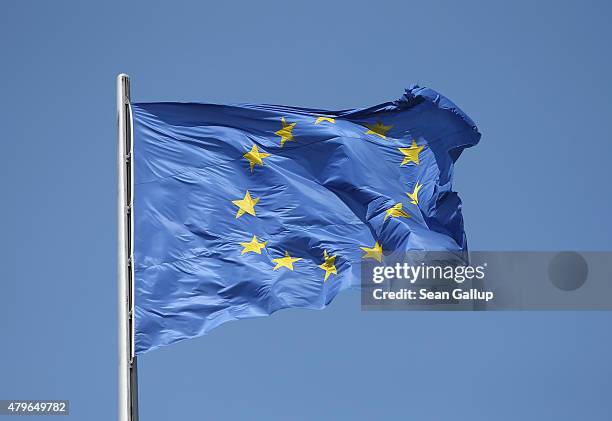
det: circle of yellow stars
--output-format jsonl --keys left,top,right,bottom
{"left": 232, "top": 115, "right": 427, "bottom": 282}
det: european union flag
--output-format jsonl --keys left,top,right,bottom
{"left": 133, "top": 85, "right": 480, "bottom": 354}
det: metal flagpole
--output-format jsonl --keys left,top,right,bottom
{"left": 117, "top": 73, "right": 139, "bottom": 421}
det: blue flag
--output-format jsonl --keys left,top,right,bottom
{"left": 133, "top": 85, "right": 481, "bottom": 354}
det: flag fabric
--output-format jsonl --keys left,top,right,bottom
{"left": 133, "top": 85, "right": 481, "bottom": 354}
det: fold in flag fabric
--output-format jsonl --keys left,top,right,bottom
{"left": 133, "top": 85, "right": 481, "bottom": 354}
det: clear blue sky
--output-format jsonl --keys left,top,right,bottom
{"left": 1, "top": 1, "right": 611, "bottom": 420}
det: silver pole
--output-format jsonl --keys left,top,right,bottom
{"left": 117, "top": 73, "right": 139, "bottom": 421}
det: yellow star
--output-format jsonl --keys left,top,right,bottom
{"left": 318, "top": 250, "right": 338, "bottom": 282}
{"left": 232, "top": 190, "right": 260, "bottom": 218}
{"left": 365, "top": 121, "right": 392, "bottom": 139}
{"left": 384, "top": 203, "right": 410, "bottom": 221}
{"left": 272, "top": 251, "right": 302, "bottom": 271}
{"left": 275, "top": 117, "right": 296, "bottom": 147}
{"left": 406, "top": 182, "right": 423, "bottom": 205}
{"left": 360, "top": 242, "right": 383, "bottom": 263}
{"left": 243, "top": 144, "right": 270, "bottom": 173}
{"left": 398, "top": 140, "right": 424, "bottom": 165}
{"left": 239, "top": 235, "right": 267, "bottom": 255}
{"left": 315, "top": 116, "right": 336, "bottom": 124}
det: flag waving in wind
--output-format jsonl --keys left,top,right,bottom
{"left": 133, "top": 85, "right": 481, "bottom": 354}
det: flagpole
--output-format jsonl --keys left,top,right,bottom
{"left": 117, "top": 73, "right": 139, "bottom": 421}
